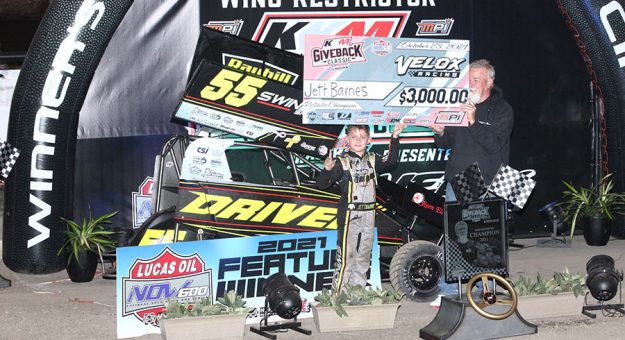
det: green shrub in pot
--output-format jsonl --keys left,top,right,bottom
{"left": 559, "top": 173, "right": 625, "bottom": 239}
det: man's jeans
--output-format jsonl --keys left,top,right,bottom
{"left": 438, "top": 182, "right": 459, "bottom": 296}
{"left": 445, "top": 182, "right": 457, "bottom": 203}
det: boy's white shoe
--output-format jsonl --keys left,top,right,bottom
{"left": 429, "top": 294, "right": 444, "bottom": 308}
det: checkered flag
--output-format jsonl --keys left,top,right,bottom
{"left": 0, "top": 139, "right": 20, "bottom": 179}
{"left": 449, "top": 162, "right": 487, "bottom": 204}
{"left": 489, "top": 164, "right": 536, "bottom": 209}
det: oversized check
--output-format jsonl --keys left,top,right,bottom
{"left": 302, "top": 35, "right": 471, "bottom": 126}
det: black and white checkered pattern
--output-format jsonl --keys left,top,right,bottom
{"left": 0, "top": 139, "right": 20, "bottom": 179}
{"left": 449, "top": 162, "right": 486, "bottom": 204}
{"left": 489, "top": 164, "right": 536, "bottom": 209}
{"left": 444, "top": 236, "right": 473, "bottom": 281}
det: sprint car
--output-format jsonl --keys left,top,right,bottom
{"left": 127, "top": 134, "right": 446, "bottom": 302}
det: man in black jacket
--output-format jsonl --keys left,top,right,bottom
{"left": 431, "top": 59, "right": 514, "bottom": 202}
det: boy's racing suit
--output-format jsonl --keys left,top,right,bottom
{"left": 316, "top": 137, "right": 400, "bottom": 292}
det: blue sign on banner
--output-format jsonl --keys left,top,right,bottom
{"left": 116, "top": 230, "right": 381, "bottom": 339}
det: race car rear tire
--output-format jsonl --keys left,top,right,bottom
{"left": 390, "top": 240, "right": 443, "bottom": 302}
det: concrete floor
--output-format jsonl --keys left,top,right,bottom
{"left": 2, "top": 189, "right": 625, "bottom": 339}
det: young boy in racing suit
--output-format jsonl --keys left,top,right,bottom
{"left": 316, "top": 124, "right": 405, "bottom": 292}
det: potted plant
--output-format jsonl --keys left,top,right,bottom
{"left": 559, "top": 173, "right": 625, "bottom": 245}
{"left": 159, "top": 290, "right": 253, "bottom": 340}
{"left": 312, "top": 285, "right": 402, "bottom": 333}
{"left": 514, "top": 268, "right": 586, "bottom": 320}
{"left": 56, "top": 210, "right": 118, "bottom": 282}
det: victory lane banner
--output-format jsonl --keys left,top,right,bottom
{"left": 172, "top": 59, "right": 337, "bottom": 159}
{"left": 302, "top": 35, "right": 471, "bottom": 126}
{"left": 116, "top": 230, "right": 382, "bottom": 339}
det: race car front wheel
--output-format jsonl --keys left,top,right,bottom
{"left": 390, "top": 240, "right": 443, "bottom": 302}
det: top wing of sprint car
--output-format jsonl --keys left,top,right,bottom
{"left": 132, "top": 135, "right": 424, "bottom": 247}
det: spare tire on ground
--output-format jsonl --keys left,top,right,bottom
{"left": 390, "top": 240, "right": 443, "bottom": 302}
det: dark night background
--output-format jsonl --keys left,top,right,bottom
{"left": 1, "top": 1, "right": 599, "bottom": 238}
